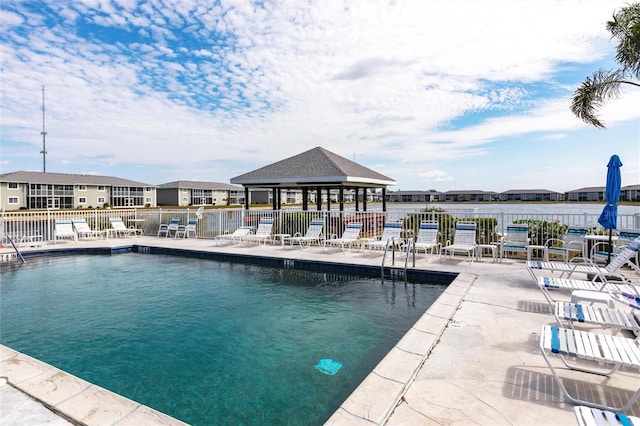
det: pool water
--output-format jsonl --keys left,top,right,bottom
{"left": 0, "top": 254, "right": 446, "bottom": 425}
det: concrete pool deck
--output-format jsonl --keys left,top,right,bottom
{"left": 1, "top": 236, "right": 639, "bottom": 425}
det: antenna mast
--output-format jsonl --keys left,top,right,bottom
{"left": 40, "top": 85, "right": 47, "bottom": 173}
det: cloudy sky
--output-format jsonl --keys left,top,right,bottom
{"left": 1, "top": 0, "right": 638, "bottom": 192}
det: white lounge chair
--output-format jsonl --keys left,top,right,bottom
{"left": 536, "top": 275, "right": 639, "bottom": 306}
{"left": 441, "top": 222, "right": 477, "bottom": 263}
{"left": 109, "top": 217, "right": 142, "bottom": 238}
{"left": 554, "top": 297, "right": 640, "bottom": 337}
{"left": 54, "top": 220, "right": 77, "bottom": 244}
{"left": 499, "top": 223, "right": 529, "bottom": 262}
{"left": 324, "top": 222, "right": 362, "bottom": 252}
{"left": 540, "top": 324, "right": 640, "bottom": 412}
{"left": 167, "top": 218, "right": 181, "bottom": 238}
{"left": 413, "top": 221, "right": 441, "bottom": 257}
{"left": 368, "top": 221, "right": 403, "bottom": 254}
{"left": 545, "top": 225, "right": 588, "bottom": 262}
{"left": 242, "top": 218, "right": 274, "bottom": 245}
{"left": 72, "top": 218, "right": 104, "bottom": 239}
{"left": 574, "top": 406, "right": 640, "bottom": 426}
{"left": 527, "top": 236, "right": 640, "bottom": 282}
{"left": 215, "top": 226, "right": 253, "bottom": 245}
{"left": 176, "top": 218, "right": 198, "bottom": 238}
{"left": 284, "top": 219, "right": 324, "bottom": 248}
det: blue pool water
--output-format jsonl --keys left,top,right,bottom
{"left": 0, "top": 254, "right": 446, "bottom": 425}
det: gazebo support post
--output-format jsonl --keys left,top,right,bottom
{"left": 302, "top": 188, "right": 308, "bottom": 211}
{"left": 363, "top": 188, "right": 367, "bottom": 211}
{"left": 382, "top": 188, "right": 387, "bottom": 212}
{"left": 354, "top": 187, "right": 359, "bottom": 211}
{"left": 244, "top": 187, "right": 250, "bottom": 210}
{"left": 326, "top": 188, "right": 331, "bottom": 211}
{"left": 277, "top": 188, "right": 282, "bottom": 210}
{"left": 339, "top": 187, "right": 344, "bottom": 212}
{"left": 272, "top": 187, "right": 277, "bottom": 210}
{"left": 316, "top": 187, "right": 322, "bottom": 211}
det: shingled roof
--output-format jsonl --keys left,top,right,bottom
{"left": 230, "top": 147, "right": 396, "bottom": 187}
{"left": 0, "top": 171, "right": 153, "bottom": 187}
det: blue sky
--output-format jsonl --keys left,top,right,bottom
{"left": 1, "top": 0, "right": 638, "bottom": 192}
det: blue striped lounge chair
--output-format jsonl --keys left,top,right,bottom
{"left": 591, "top": 228, "right": 640, "bottom": 265}
{"left": 284, "top": 219, "right": 324, "bottom": 248}
{"left": 414, "top": 221, "right": 441, "bottom": 257}
{"left": 499, "top": 224, "right": 529, "bottom": 262}
{"left": 176, "top": 218, "right": 198, "bottom": 239}
{"left": 540, "top": 325, "right": 640, "bottom": 412}
{"left": 242, "top": 218, "right": 274, "bottom": 245}
{"left": 54, "top": 219, "right": 77, "bottom": 244}
{"left": 441, "top": 222, "right": 477, "bottom": 263}
{"left": 545, "top": 225, "right": 588, "bottom": 262}
{"left": 323, "top": 222, "right": 362, "bottom": 252}
{"left": 574, "top": 406, "right": 640, "bottom": 426}
{"left": 368, "top": 221, "right": 403, "bottom": 253}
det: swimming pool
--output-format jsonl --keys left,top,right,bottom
{"left": 0, "top": 253, "right": 447, "bottom": 425}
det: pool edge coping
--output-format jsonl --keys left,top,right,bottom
{"left": 323, "top": 271, "right": 477, "bottom": 425}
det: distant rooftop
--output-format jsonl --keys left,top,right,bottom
{"left": 0, "top": 171, "right": 153, "bottom": 187}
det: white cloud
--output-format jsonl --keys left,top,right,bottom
{"left": 0, "top": 0, "right": 637, "bottom": 192}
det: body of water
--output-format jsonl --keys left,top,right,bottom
{"left": 383, "top": 202, "right": 640, "bottom": 216}
{"left": 0, "top": 254, "right": 446, "bottom": 425}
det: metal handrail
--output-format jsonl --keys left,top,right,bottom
{"left": 5, "top": 235, "right": 25, "bottom": 263}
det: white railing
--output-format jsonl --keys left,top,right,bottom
{"left": 1, "top": 208, "right": 639, "bottom": 251}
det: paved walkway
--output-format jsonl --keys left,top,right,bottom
{"left": 1, "top": 237, "right": 639, "bottom": 425}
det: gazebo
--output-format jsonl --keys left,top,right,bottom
{"left": 230, "top": 146, "right": 396, "bottom": 211}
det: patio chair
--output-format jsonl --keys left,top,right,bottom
{"left": 215, "top": 226, "right": 253, "bottom": 245}
{"left": 591, "top": 228, "right": 640, "bottom": 265}
{"left": 413, "top": 221, "right": 441, "bottom": 258}
{"left": 323, "top": 222, "right": 363, "bottom": 252}
{"left": 499, "top": 223, "right": 529, "bottom": 262}
{"left": 72, "top": 218, "right": 104, "bottom": 239}
{"left": 284, "top": 219, "right": 324, "bottom": 248}
{"left": 575, "top": 406, "right": 640, "bottom": 426}
{"left": 441, "top": 222, "right": 477, "bottom": 263}
{"left": 242, "top": 218, "right": 274, "bottom": 245}
{"left": 54, "top": 219, "right": 77, "bottom": 244}
{"left": 539, "top": 324, "right": 640, "bottom": 412}
{"left": 545, "top": 225, "right": 588, "bottom": 262}
{"left": 167, "top": 218, "right": 181, "bottom": 237}
{"left": 176, "top": 218, "right": 198, "bottom": 239}
{"left": 108, "top": 217, "right": 142, "bottom": 238}
{"left": 368, "top": 221, "right": 404, "bottom": 254}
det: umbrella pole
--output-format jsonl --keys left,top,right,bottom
{"left": 607, "top": 228, "right": 612, "bottom": 265}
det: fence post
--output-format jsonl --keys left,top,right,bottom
{"left": 635, "top": 213, "right": 640, "bottom": 230}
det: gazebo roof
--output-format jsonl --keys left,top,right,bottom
{"left": 230, "top": 146, "right": 396, "bottom": 188}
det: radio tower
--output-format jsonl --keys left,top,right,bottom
{"left": 40, "top": 85, "right": 47, "bottom": 173}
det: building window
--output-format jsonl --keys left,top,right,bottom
{"left": 78, "top": 185, "right": 87, "bottom": 191}
{"left": 8, "top": 182, "right": 18, "bottom": 189}
{"left": 97, "top": 197, "right": 105, "bottom": 203}
{"left": 182, "top": 197, "right": 188, "bottom": 203}
{"left": 97, "top": 186, "right": 105, "bottom": 191}
{"left": 8, "top": 196, "right": 18, "bottom": 204}
{"left": 145, "top": 187, "right": 152, "bottom": 192}
{"left": 145, "top": 197, "right": 151, "bottom": 203}
{"left": 78, "top": 197, "right": 87, "bottom": 203}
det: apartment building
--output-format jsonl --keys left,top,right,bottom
{"left": 0, "top": 171, "right": 156, "bottom": 211}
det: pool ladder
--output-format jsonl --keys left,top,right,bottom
{"left": 2, "top": 235, "right": 25, "bottom": 263}
{"left": 381, "top": 237, "right": 412, "bottom": 281}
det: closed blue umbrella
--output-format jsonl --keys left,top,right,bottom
{"left": 597, "top": 154, "right": 623, "bottom": 263}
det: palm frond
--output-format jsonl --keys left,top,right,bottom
{"left": 570, "top": 70, "right": 625, "bottom": 129}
